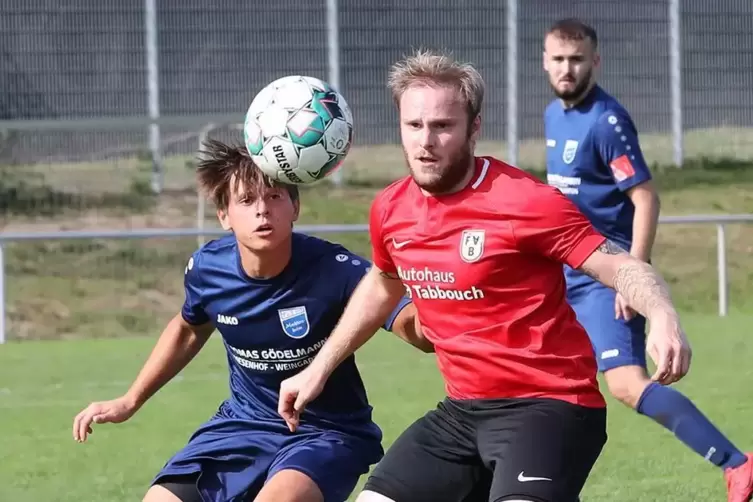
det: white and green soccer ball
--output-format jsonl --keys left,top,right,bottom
{"left": 243, "top": 75, "right": 353, "bottom": 185}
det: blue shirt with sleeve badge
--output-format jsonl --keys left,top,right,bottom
{"left": 182, "top": 232, "right": 410, "bottom": 438}
{"left": 544, "top": 85, "right": 653, "bottom": 288}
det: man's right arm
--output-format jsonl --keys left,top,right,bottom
{"left": 308, "top": 265, "right": 407, "bottom": 379}
{"left": 310, "top": 193, "right": 408, "bottom": 375}
{"left": 73, "top": 252, "right": 214, "bottom": 442}
{"left": 277, "top": 265, "right": 406, "bottom": 431}
{"left": 124, "top": 251, "right": 214, "bottom": 409}
{"left": 73, "top": 313, "right": 214, "bottom": 442}
{"left": 122, "top": 315, "right": 214, "bottom": 410}
{"left": 278, "top": 195, "right": 408, "bottom": 431}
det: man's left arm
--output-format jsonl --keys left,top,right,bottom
{"left": 576, "top": 240, "right": 690, "bottom": 384}
{"left": 514, "top": 187, "right": 690, "bottom": 385}
{"left": 578, "top": 239, "right": 674, "bottom": 322}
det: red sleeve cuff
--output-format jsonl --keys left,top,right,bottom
{"left": 564, "top": 233, "right": 607, "bottom": 269}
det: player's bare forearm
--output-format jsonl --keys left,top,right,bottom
{"left": 627, "top": 182, "right": 660, "bottom": 261}
{"left": 390, "top": 303, "right": 435, "bottom": 353}
{"left": 579, "top": 240, "right": 678, "bottom": 321}
{"left": 124, "top": 314, "right": 214, "bottom": 409}
{"left": 612, "top": 257, "right": 677, "bottom": 321}
{"left": 310, "top": 266, "right": 407, "bottom": 376}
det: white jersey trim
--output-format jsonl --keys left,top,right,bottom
{"left": 471, "top": 158, "right": 490, "bottom": 190}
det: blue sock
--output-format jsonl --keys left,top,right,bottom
{"left": 637, "top": 382, "right": 747, "bottom": 469}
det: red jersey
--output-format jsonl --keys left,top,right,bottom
{"left": 369, "top": 157, "right": 607, "bottom": 408}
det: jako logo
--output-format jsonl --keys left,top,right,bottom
{"left": 217, "top": 314, "right": 239, "bottom": 325}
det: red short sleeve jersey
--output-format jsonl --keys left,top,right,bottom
{"left": 369, "top": 157, "right": 607, "bottom": 408}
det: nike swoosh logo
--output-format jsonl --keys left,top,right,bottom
{"left": 517, "top": 471, "right": 553, "bottom": 482}
{"left": 392, "top": 238, "right": 412, "bottom": 249}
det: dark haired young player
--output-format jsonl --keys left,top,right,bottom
{"left": 72, "top": 139, "right": 429, "bottom": 502}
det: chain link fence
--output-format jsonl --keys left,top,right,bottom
{"left": 3, "top": 1, "right": 752, "bottom": 163}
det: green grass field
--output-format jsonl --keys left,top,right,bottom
{"left": 1, "top": 314, "right": 753, "bottom": 501}
{"left": 0, "top": 130, "right": 752, "bottom": 500}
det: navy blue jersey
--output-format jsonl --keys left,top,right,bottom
{"left": 545, "top": 85, "right": 652, "bottom": 252}
{"left": 545, "top": 85, "right": 652, "bottom": 287}
{"left": 181, "top": 232, "right": 409, "bottom": 436}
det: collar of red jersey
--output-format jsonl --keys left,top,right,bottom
{"left": 470, "top": 158, "right": 490, "bottom": 190}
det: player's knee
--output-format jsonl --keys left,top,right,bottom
{"left": 355, "top": 490, "right": 397, "bottom": 502}
{"left": 142, "top": 484, "right": 187, "bottom": 502}
{"left": 603, "top": 365, "right": 651, "bottom": 408}
{"left": 254, "top": 469, "right": 324, "bottom": 502}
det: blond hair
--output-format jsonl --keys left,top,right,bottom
{"left": 387, "top": 48, "right": 485, "bottom": 119}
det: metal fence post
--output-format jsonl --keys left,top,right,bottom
{"left": 669, "top": 0, "right": 683, "bottom": 167}
{"left": 506, "top": 0, "right": 518, "bottom": 166}
{"left": 717, "top": 224, "right": 728, "bottom": 317}
{"left": 326, "top": 0, "right": 344, "bottom": 187}
{"left": 145, "top": 0, "right": 163, "bottom": 193}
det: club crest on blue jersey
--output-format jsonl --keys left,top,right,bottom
{"left": 460, "top": 229, "right": 485, "bottom": 263}
{"left": 562, "top": 139, "right": 579, "bottom": 164}
{"left": 278, "top": 306, "right": 310, "bottom": 339}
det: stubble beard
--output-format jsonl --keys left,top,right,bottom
{"left": 550, "top": 68, "right": 593, "bottom": 102}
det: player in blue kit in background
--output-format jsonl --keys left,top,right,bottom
{"left": 542, "top": 18, "right": 753, "bottom": 501}
{"left": 72, "top": 139, "right": 430, "bottom": 502}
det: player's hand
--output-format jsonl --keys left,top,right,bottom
{"left": 614, "top": 293, "right": 636, "bottom": 320}
{"left": 72, "top": 396, "right": 138, "bottom": 443}
{"left": 278, "top": 367, "right": 327, "bottom": 433}
{"left": 646, "top": 312, "right": 692, "bottom": 385}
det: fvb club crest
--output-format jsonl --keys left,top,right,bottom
{"left": 278, "top": 306, "right": 310, "bottom": 339}
{"left": 460, "top": 229, "right": 485, "bottom": 263}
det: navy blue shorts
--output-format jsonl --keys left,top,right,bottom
{"left": 151, "top": 402, "right": 383, "bottom": 502}
{"left": 568, "top": 280, "right": 647, "bottom": 372}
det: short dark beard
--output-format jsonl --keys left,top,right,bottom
{"left": 406, "top": 140, "right": 474, "bottom": 195}
{"left": 551, "top": 68, "right": 593, "bottom": 102}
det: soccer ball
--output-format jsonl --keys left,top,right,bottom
{"left": 243, "top": 75, "right": 353, "bottom": 185}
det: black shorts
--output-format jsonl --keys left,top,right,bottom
{"left": 154, "top": 473, "right": 202, "bottom": 502}
{"left": 363, "top": 397, "right": 607, "bottom": 502}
